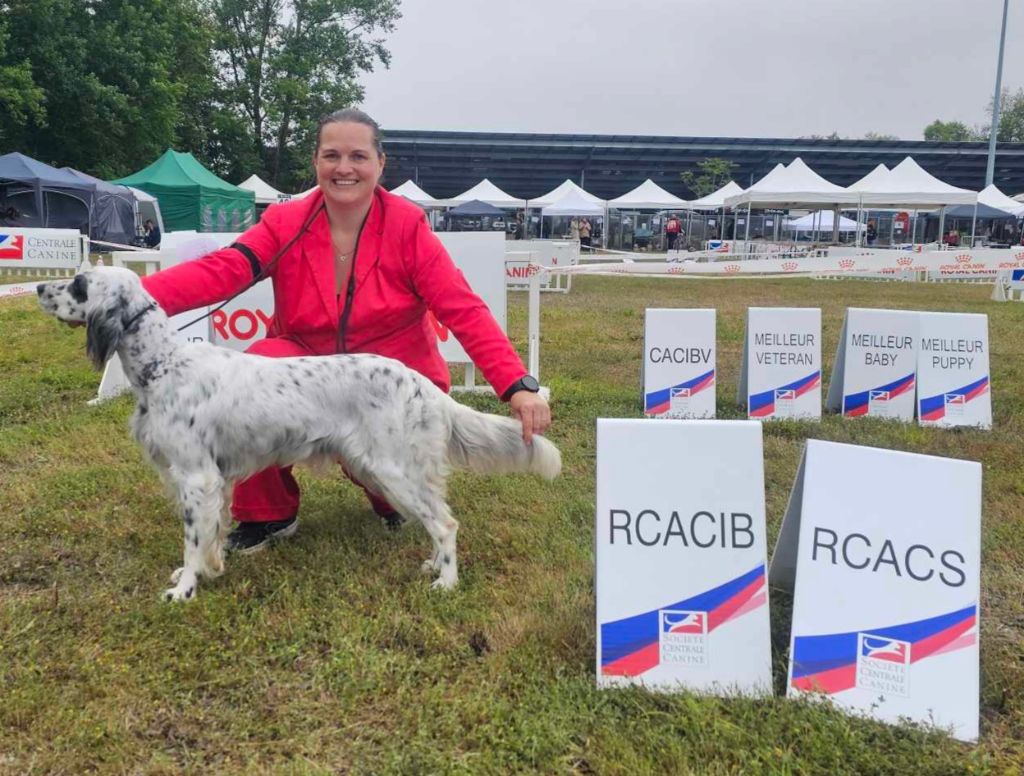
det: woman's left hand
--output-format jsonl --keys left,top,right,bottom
{"left": 510, "top": 391, "right": 552, "bottom": 445}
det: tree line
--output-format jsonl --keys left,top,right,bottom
{"left": 0, "top": 0, "right": 400, "bottom": 192}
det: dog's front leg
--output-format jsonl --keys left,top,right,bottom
{"left": 164, "top": 467, "right": 226, "bottom": 602}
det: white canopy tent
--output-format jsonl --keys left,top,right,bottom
{"left": 390, "top": 179, "right": 444, "bottom": 207}
{"left": 446, "top": 178, "right": 526, "bottom": 208}
{"left": 725, "top": 159, "right": 859, "bottom": 209}
{"left": 685, "top": 180, "right": 745, "bottom": 210}
{"left": 238, "top": 174, "right": 291, "bottom": 205}
{"left": 530, "top": 179, "right": 605, "bottom": 208}
{"left": 849, "top": 157, "right": 976, "bottom": 208}
{"left": 845, "top": 157, "right": 978, "bottom": 246}
{"left": 541, "top": 189, "right": 606, "bottom": 216}
{"left": 724, "top": 159, "right": 858, "bottom": 242}
{"left": 847, "top": 164, "right": 890, "bottom": 193}
{"left": 608, "top": 179, "right": 688, "bottom": 209}
{"left": 785, "top": 210, "right": 864, "bottom": 233}
{"left": 978, "top": 183, "right": 1024, "bottom": 215}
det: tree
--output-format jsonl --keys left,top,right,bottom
{"left": 0, "top": 13, "right": 45, "bottom": 149}
{"left": 991, "top": 87, "right": 1024, "bottom": 143}
{"left": 680, "top": 158, "right": 736, "bottom": 198}
{"left": 923, "top": 119, "right": 982, "bottom": 142}
{"left": 863, "top": 132, "right": 899, "bottom": 141}
{"left": 210, "top": 0, "right": 401, "bottom": 190}
{"left": 1, "top": 0, "right": 216, "bottom": 178}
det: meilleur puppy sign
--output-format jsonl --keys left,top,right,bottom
{"left": 770, "top": 440, "right": 981, "bottom": 742}
{"left": 738, "top": 307, "right": 821, "bottom": 420}
{"left": 917, "top": 312, "right": 991, "bottom": 430}
{"left": 596, "top": 419, "right": 771, "bottom": 697}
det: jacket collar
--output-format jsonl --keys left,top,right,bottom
{"left": 301, "top": 186, "right": 387, "bottom": 323}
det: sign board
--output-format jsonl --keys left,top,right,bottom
{"left": 596, "top": 419, "right": 772, "bottom": 696}
{"left": 917, "top": 313, "right": 991, "bottom": 430}
{"left": 738, "top": 307, "right": 821, "bottom": 420}
{"left": 434, "top": 232, "right": 507, "bottom": 364}
{"left": 825, "top": 308, "right": 918, "bottom": 420}
{"left": 1010, "top": 268, "right": 1024, "bottom": 290}
{"left": 0, "top": 227, "right": 82, "bottom": 268}
{"left": 642, "top": 309, "right": 716, "bottom": 418}
{"left": 770, "top": 440, "right": 981, "bottom": 741}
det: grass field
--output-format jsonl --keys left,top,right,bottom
{"left": 2, "top": 275, "right": 1023, "bottom": 774}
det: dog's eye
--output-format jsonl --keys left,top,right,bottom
{"left": 69, "top": 274, "right": 88, "bottom": 303}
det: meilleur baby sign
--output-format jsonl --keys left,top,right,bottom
{"left": 826, "top": 308, "right": 918, "bottom": 421}
{"left": 596, "top": 419, "right": 771, "bottom": 697}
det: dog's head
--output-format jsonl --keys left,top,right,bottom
{"left": 37, "top": 266, "right": 151, "bottom": 370}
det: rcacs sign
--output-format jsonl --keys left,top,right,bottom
{"left": 769, "top": 440, "right": 981, "bottom": 741}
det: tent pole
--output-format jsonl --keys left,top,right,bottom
{"left": 832, "top": 206, "right": 840, "bottom": 243}
{"left": 855, "top": 196, "right": 863, "bottom": 247}
{"left": 912, "top": 209, "right": 918, "bottom": 246}
{"left": 969, "top": 200, "right": 979, "bottom": 248}
{"left": 938, "top": 207, "right": 946, "bottom": 249}
{"left": 744, "top": 202, "right": 752, "bottom": 243}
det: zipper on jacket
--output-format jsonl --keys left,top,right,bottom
{"left": 336, "top": 209, "right": 370, "bottom": 353}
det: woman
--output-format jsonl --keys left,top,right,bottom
{"left": 141, "top": 108, "right": 551, "bottom": 552}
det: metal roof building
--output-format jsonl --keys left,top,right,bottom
{"left": 379, "top": 130, "right": 1024, "bottom": 202}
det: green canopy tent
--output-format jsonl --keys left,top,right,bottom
{"left": 113, "top": 150, "right": 255, "bottom": 233}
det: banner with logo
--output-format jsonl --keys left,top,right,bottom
{"left": 596, "top": 419, "right": 772, "bottom": 696}
{"left": 642, "top": 309, "right": 716, "bottom": 418}
{"left": 738, "top": 307, "right": 821, "bottom": 420}
{"left": 825, "top": 309, "right": 919, "bottom": 421}
{"left": 917, "top": 313, "right": 991, "bottom": 430}
{"left": 770, "top": 440, "right": 981, "bottom": 741}
{"left": 0, "top": 227, "right": 82, "bottom": 268}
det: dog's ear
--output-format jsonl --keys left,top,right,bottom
{"left": 85, "top": 290, "right": 126, "bottom": 370}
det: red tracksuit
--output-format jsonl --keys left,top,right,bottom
{"left": 142, "top": 186, "right": 527, "bottom": 521}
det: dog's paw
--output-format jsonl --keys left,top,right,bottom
{"left": 162, "top": 584, "right": 197, "bottom": 603}
{"left": 169, "top": 567, "right": 185, "bottom": 584}
{"left": 430, "top": 574, "right": 458, "bottom": 591}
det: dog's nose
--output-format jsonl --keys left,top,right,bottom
{"left": 36, "top": 283, "right": 47, "bottom": 296}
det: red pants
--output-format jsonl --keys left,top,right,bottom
{"left": 231, "top": 337, "right": 394, "bottom": 523}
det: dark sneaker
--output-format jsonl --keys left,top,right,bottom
{"left": 381, "top": 511, "right": 407, "bottom": 532}
{"left": 226, "top": 516, "right": 298, "bottom": 554}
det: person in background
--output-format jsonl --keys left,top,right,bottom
{"left": 866, "top": 219, "right": 877, "bottom": 246}
{"left": 569, "top": 217, "right": 580, "bottom": 241}
{"left": 138, "top": 108, "right": 552, "bottom": 552}
{"left": 579, "top": 217, "right": 592, "bottom": 250}
{"left": 664, "top": 213, "right": 682, "bottom": 251}
{"left": 943, "top": 228, "right": 960, "bottom": 247}
{"left": 143, "top": 219, "right": 161, "bottom": 248}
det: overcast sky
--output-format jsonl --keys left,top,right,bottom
{"left": 359, "top": 0, "right": 1022, "bottom": 141}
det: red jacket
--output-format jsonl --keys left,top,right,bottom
{"left": 141, "top": 187, "right": 526, "bottom": 396}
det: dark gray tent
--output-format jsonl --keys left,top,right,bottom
{"left": 929, "top": 203, "right": 1019, "bottom": 220}
{"left": 449, "top": 199, "right": 505, "bottom": 216}
{"left": 62, "top": 167, "right": 138, "bottom": 246}
{"left": 0, "top": 152, "right": 96, "bottom": 234}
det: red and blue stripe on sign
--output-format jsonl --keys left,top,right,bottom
{"left": 600, "top": 565, "right": 766, "bottom": 677}
{"left": 843, "top": 373, "right": 916, "bottom": 417}
{"left": 749, "top": 371, "right": 820, "bottom": 418}
{"left": 644, "top": 369, "right": 716, "bottom": 415}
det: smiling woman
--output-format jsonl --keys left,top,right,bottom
{"left": 133, "top": 106, "right": 552, "bottom": 554}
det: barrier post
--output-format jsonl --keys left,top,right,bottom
{"left": 528, "top": 268, "right": 541, "bottom": 381}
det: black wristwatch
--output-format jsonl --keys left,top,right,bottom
{"left": 502, "top": 374, "right": 540, "bottom": 401}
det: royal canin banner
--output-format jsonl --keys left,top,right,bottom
{"left": 542, "top": 248, "right": 1024, "bottom": 278}
{"left": 769, "top": 440, "right": 981, "bottom": 741}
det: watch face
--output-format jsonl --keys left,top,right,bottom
{"left": 521, "top": 375, "right": 540, "bottom": 392}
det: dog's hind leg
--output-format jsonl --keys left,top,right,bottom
{"left": 164, "top": 467, "right": 225, "bottom": 602}
{"left": 372, "top": 473, "right": 460, "bottom": 591}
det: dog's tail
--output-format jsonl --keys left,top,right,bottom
{"left": 447, "top": 401, "right": 561, "bottom": 480}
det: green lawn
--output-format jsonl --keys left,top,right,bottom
{"left": 2, "top": 276, "right": 1023, "bottom": 774}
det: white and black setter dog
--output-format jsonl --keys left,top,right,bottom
{"left": 37, "top": 267, "right": 560, "bottom": 601}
